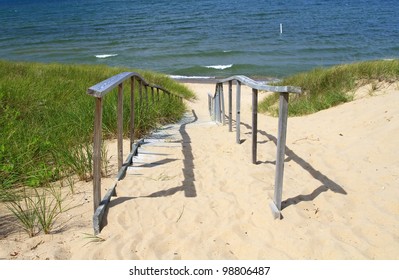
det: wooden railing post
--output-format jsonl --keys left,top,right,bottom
{"left": 236, "top": 80, "right": 241, "bottom": 144}
{"left": 271, "top": 92, "right": 289, "bottom": 219}
{"left": 130, "top": 77, "right": 135, "bottom": 148}
{"left": 252, "top": 88, "right": 258, "bottom": 164}
{"left": 215, "top": 84, "right": 221, "bottom": 123}
{"left": 208, "top": 93, "right": 212, "bottom": 116}
{"left": 145, "top": 86, "right": 149, "bottom": 110}
{"left": 228, "top": 80, "right": 233, "bottom": 132}
{"left": 220, "top": 84, "right": 225, "bottom": 125}
{"left": 117, "top": 83, "right": 124, "bottom": 171}
{"left": 93, "top": 97, "right": 103, "bottom": 211}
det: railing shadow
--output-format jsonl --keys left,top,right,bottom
{"left": 146, "top": 109, "right": 198, "bottom": 198}
{"left": 240, "top": 121, "right": 347, "bottom": 210}
{"left": 134, "top": 158, "right": 178, "bottom": 168}
{"left": 108, "top": 110, "right": 198, "bottom": 212}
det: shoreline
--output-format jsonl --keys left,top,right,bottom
{"left": 171, "top": 76, "right": 281, "bottom": 85}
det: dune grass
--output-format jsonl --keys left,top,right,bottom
{"left": 259, "top": 60, "right": 399, "bottom": 116}
{"left": 6, "top": 185, "right": 65, "bottom": 236}
{"left": 0, "top": 60, "right": 195, "bottom": 200}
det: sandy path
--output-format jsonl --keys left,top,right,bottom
{"left": 77, "top": 82, "right": 399, "bottom": 259}
{"left": 1, "top": 82, "right": 398, "bottom": 260}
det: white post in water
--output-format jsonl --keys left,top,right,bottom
{"left": 280, "top": 23, "right": 283, "bottom": 34}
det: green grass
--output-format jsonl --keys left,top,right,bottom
{"left": 259, "top": 60, "right": 399, "bottom": 116}
{"left": 0, "top": 60, "right": 195, "bottom": 198}
{"left": 6, "top": 185, "right": 66, "bottom": 236}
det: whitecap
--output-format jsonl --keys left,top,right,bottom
{"left": 95, "top": 54, "right": 118, "bottom": 58}
{"left": 205, "top": 64, "right": 233, "bottom": 70}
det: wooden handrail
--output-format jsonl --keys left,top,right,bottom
{"left": 86, "top": 72, "right": 183, "bottom": 234}
{"left": 209, "top": 75, "right": 302, "bottom": 220}
{"left": 217, "top": 75, "right": 302, "bottom": 94}
{"left": 87, "top": 72, "right": 178, "bottom": 98}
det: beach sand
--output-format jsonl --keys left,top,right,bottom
{"left": 1, "top": 81, "right": 398, "bottom": 260}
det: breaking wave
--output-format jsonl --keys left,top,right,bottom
{"left": 95, "top": 54, "right": 118, "bottom": 58}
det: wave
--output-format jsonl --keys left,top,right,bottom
{"left": 205, "top": 64, "right": 233, "bottom": 70}
{"left": 95, "top": 54, "right": 118, "bottom": 58}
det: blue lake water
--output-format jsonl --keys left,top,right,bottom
{"left": 0, "top": 0, "right": 398, "bottom": 79}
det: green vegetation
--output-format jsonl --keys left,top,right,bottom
{"left": 259, "top": 60, "right": 399, "bottom": 116}
{"left": 6, "top": 186, "right": 65, "bottom": 236}
{"left": 0, "top": 60, "right": 195, "bottom": 201}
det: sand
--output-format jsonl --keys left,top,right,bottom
{"left": 1, "top": 81, "right": 398, "bottom": 260}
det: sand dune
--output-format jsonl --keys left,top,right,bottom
{"left": 1, "top": 82, "right": 398, "bottom": 260}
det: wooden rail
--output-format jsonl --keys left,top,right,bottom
{"left": 87, "top": 72, "right": 183, "bottom": 234}
{"left": 209, "top": 75, "right": 301, "bottom": 219}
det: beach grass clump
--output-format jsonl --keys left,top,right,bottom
{"left": 0, "top": 60, "right": 195, "bottom": 201}
{"left": 6, "top": 192, "right": 38, "bottom": 237}
{"left": 259, "top": 59, "right": 399, "bottom": 116}
{"left": 5, "top": 185, "right": 65, "bottom": 236}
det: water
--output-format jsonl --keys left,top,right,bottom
{"left": 1, "top": 0, "right": 398, "bottom": 79}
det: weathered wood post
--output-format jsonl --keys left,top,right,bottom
{"left": 212, "top": 93, "right": 215, "bottom": 120}
{"left": 252, "top": 88, "right": 258, "bottom": 164}
{"left": 228, "top": 80, "right": 233, "bottom": 132}
{"left": 145, "top": 86, "right": 149, "bottom": 110}
{"left": 208, "top": 93, "right": 212, "bottom": 116}
{"left": 93, "top": 97, "right": 103, "bottom": 211}
{"left": 151, "top": 86, "right": 154, "bottom": 104}
{"left": 236, "top": 80, "right": 241, "bottom": 144}
{"left": 220, "top": 83, "right": 225, "bottom": 125}
{"left": 130, "top": 76, "right": 135, "bottom": 148}
{"left": 270, "top": 92, "right": 290, "bottom": 219}
{"left": 117, "top": 83, "right": 124, "bottom": 170}
{"left": 215, "top": 84, "right": 221, "bottom": 123}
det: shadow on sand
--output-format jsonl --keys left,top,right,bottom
{"left": 144, "top": 109, "right": 198, "bottom": 198}
{"left": 239, "top": 121, "right": 347, "bottom": 210}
